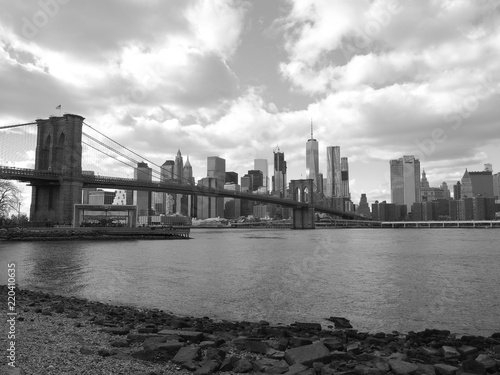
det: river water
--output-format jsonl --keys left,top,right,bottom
{"left": 1, "top": 228, "right": 499, "bottom": 336}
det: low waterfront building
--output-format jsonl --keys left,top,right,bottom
{"left": 73, "top": 204, "right": 137, "bottom": 227}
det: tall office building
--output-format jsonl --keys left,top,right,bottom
{"left": 196, "top": 177, "right": 224, "bottom": 219}
{"left": 183, "top": 156, "right": 194, "bottom": 185}
{"left": 390, "top": 155, "right": 421, "bottom": 211}
{"left": 197, "top": 156, "right": 225, "bottom": 218}
{"left": 273, "top": 148, "right": 287, "bottom": 197}
{"left": 225, "top": 171, "right": 238, "bottom": 185}
{"left": 161, "top": 160, "right": 175, "bottom": 180}
{"left": 207, "top": 156, "right": 226, "bottom": 182}
{"left": 317, "top": 172, "right": 324, "bottom": 195}
{"left": 493, "top": 172, "right": 500, "bottom": 200}
{"left": 254, "top": 159, "right": 269, "bottom": 192}
{"left": 340, "top": 157, "right": 350, "bottom": 198}
{"left": 134, "top": 162, "right": 152, "bottom": 216}
{"left": 248, "top": 170, "right": 264, "bottom": 192}
{"left": 356, "top": 193, "right": 371, "bottom": 217}
{"left": 461, "top": 169, "right": 494, "bottom": 198}
{"left": 453, "top": 181, "right": 461, "bottom": 200}
{"left": 174, "top": 150, "right": 183, "bottom": 181}
{"left": 306, "top": 122, "right": 320, "bottom": 192}
{"left": 157, "top": 160, "right": 175, "bottom": 214}
{"left": 224, "top": 182, "right": 241, "bottom": 219}
{"left": 326, "top": 146, "right": 341, "bottom": 197}
{"left": 440, "top": 181, "right": 451, "bottom": 199}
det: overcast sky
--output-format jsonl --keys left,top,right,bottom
{"left": 1, "top": 0, "right": 499, "bottom": 207}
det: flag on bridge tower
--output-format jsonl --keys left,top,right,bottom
{"left": 56, "top": 105, "right": 61, "bottom": 109}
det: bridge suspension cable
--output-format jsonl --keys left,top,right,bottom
{"left": 0, "top": 122, "right": 37, "bottom": 130}
{"left": 82, "top": 121, "right": 194, "bottom": 185}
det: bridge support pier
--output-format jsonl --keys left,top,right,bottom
{"left": 30, "top": 114, "right": 84, "bottom": 224}
{"left": 290, "top": 179, "right": 315, "bottom": 229}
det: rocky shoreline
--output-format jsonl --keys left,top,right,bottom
{"left": 0, "top": 227, "right": 190, "bottom": 241}
{"left": 2, "top": 286, "right": 499, "bottom": 375}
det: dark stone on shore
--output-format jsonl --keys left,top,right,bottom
{"left": 328, "top": 317, "right": 353, "bottom": 329}
{"left": 220, "top": 356, "right": 239, "bottom": 372}
{"left": 205, "top": 347, "right": 226, "bottom": 362}
{"left": 245, "top": 339, "right": 268, "bottom": 354}
{"left": 97, "top": 348, "right": 111, "bottom": 357}
{"left": 132, "top": 349, "right": 162, "bottom": 362}
{"left": 284, "top": 342, "right": 331, "bottom": 366}
{"left": 194, "top": 359, "right": 220, "bottom": 375}
{"left": 172, "top": 346, "right": 201, "bottom": 365}
{"left": 434, "top": 364, "right": 459, "bottom": 375}
{"left": 79, "top": 347, "right": 93, "bottom": 355}
{"left": 110, "top": 339, "right": 130, "bottom": 347}
{"left": 291, "top": 337, "right": 314, "bottom": 348}
{"left": 294, "top": 322, "right": 322, "bottom": 331}
{"left": 389, "top": 359, "right": 419, "bottom": 375}
{"left": 138, "top": 327, "right": 159, "bottom": 333}
{"left": 461, "top": 359, "right": 486, "bottom": 374}
{"left": 322, "top": 337, "right": 344, "bottom": 351}
{"left": 232, "top": 358, "right": 254, "bottom": 373}
{"left": 158, "top": 329, "right": 203, "bottom": 343}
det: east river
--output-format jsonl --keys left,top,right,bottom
{"left": 1, "top": 228, "right": 499, "bottom": 336}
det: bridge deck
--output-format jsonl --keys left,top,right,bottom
{"left": 0, "top": 165, "right": 367, "bottom": 220}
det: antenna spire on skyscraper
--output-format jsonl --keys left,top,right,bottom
{"left": 310, "top": 118, "right": 313, "bottom": 139}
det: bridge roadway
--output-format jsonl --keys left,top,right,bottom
{"left": 0, "top": 166, "right": 366, "bottom": 220}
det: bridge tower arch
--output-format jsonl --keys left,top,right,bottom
{"left": 289, "top": 179, "right": 315, "bottom": 229}
{"left": 30, "top": 114, "right": 84, "bottom": 224}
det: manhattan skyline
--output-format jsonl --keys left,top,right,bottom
{"left": 1, "top": 0, "right": 499, "bottom": 205}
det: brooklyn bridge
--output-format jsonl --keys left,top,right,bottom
{"left": 0, "top": 114, "right": 367, "bottom": 229}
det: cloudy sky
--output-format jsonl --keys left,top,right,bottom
{"left": 1, "top": 0, "right": 499, "bottom": 207}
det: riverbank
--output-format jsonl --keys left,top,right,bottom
{"left": 0, "top": 227, "right": 190, "bottom": 241}
{"left": 2, "top": 286, "right": 499, "bottom": 375}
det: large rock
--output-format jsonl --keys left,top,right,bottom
{"left": 461, "top": 359, "right": 486, "bottom": 375}
{"left": 158, "top": 329, "right": 204, "bottom": 343}
{"left": 328, "top": 317, "right": 353, "bottom": 329}
{"left": 245, "top": 340, "right": 268, "bottom": 354}
{"left": 172, "top": 346, "right": 200, "bottom": 365}
{"left": 220, "top": 356, "right": 239, "bottom": 372}
{"left": 233, "top": 358, "right": 253, "bottom": 373}
{"left": 434, "top": 364, "right": 459, "bottom": 375}
{"left": 283, "top": 363, "right": 309, "bottom": 375}
{"left": 323, "top": 337, "right": 344, "bottom": 351}
{"left": 441, "top": 346, "right": 460, "bottom": 359}
{"left": 416, "top": 363, "right": 436, "bottom": 375}
{"left": 354, "top": 364, "right": 383, "bottom": 375}
{"left": 389, "top": 360, "right": 419, "bottom": 375}
{"left": 284, "top": 342, "right": 331, "bottom": 366}
{"left": 294, "top": 322, "right": 322, "bottom": 331}
{"left": 194, "top": 360, "right": 220, "bottom": 375}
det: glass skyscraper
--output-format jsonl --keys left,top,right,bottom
{"left": 273, "top": 148, "right": 287, "bottom": 197}
{"left": 390, "top": 155, "right": 421, "bottom": 211}
{"left": 306, "top": 123, "right": 319, "bottom": 192}
{"left": 326, "top": 146, "right": 341, "bottom": 197}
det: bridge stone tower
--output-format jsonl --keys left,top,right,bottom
{"left": 290, "top": 179, "right": 315, "bottom": 229}
{"left": 30, "top": 114, "right": 84, "bottom": 224}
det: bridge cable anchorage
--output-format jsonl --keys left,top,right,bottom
{"left": 82, "top": 121, "right": 194, "bottom": 184}
{"left": 0, "top": 122, "right": 37, "bottom": 130}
